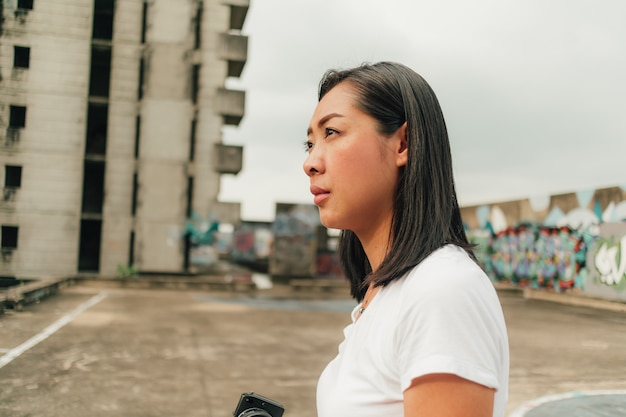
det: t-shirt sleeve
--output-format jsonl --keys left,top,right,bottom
{"left": 395, "top": 254, "right": 507, "bottom": 392}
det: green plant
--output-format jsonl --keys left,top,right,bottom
{"left": 116, "top": 264, "right": 138, "bottom": 279}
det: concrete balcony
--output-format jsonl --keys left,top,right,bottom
{"left": 214, "top": 144, "right": 243, "bottom": 175}
{"left": 216, "top": 88, "right": 245, "bottom": 126}
{"left": 219, "top": 33, "right": 248, "bottom": 78}
{"left": 222, "top": 0, "right": 249, "bottom": 31}
{"left": 213, "top": 201, "right": 241, "bottom": 225}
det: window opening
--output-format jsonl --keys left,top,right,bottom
{"left": 128, "top": 231, "right": 135, "bottom": 266}
{"left": 186, "top": 177, "right": 194, "bottom": 217}
{"left": 5, "top": 166, "right": 22, "bottom": 188}
{"left": 131, "top": 173, "right": 138, "bottom": 215}
{"left": 1, "top": 226, "right": 18, "bottom": 249}
{"left": 89, "top": 46, "right": 112, "bottom": 97}
{"left": 17, "top": 0, "right": 33, "bottom": 10}
{"left": 189, "top": 119, "right": 196, "bottom": 161}
{"left": 78, "top": 220, "right": 101, "bottom": 271}
{"left": 81, "top": 161, "right": 105, "bottom": 214}
{"left": 134, "top": 116, "right": 141, "bottom": 158}
{"left": 191, "top": 65, "right": 200, "bottom": 103}
{"left": 92, "top": 0, "right": 115, "bottom": 40}
{"left": 141, "top": 2, "right": 148, "bottom": 44}
{"left": 9, "top": 106, "right": 26, "bottom": 128}
{"left": 13, "top": 46, "right": 30, "bottom": 68}
{"left": 85, "top": 103, "right": 108, "bottom": 155}
{"left": 183, "top": 232, "right": 191, "bottom": 271}
{"left": 138, "top": 57, "right": 145, "bottom": 100}
{"left": 194, "top": 3, "right": 202, "bottom": 49}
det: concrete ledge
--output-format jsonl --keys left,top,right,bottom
{"left": 3, "top": 276, "right": 74, "bottom": 311}
{"left": 523, "top": 288, "right": 626, "bottom": 313}
{"left": 143, "top": 277, "right": 256, "bottom": 292}
{"left": 77, "top": 275, "right": 257, "bottom": 293}
{"left": 494, "top": 284, "right": 524, "bottom": 295}
{"left": 290, "top": 278, "right": 349, "bottom": 292}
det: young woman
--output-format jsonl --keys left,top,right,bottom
{"left": 304, "top": 62, "right": 509, "bottom": 417}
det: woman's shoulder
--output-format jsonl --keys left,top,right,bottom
{"left": 411, "top": 244, "right": 483, "bottom": 275}
{"left": 399, "top": 244, "right": 492, "bottom": 297}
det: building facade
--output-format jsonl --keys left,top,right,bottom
{"left": 0, "top": 0, "right": 248, "bottom": 277}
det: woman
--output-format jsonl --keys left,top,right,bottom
{"left": 304, "top": 62, "right": 509, "bottom": 417}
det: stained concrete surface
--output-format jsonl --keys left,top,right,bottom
{"left": 522, "top": 392, "right": 626, "bottom": 417}
{"left": 1, "top": 282, "right": 626, "bottom": 417}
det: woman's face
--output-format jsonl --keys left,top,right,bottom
{"left": 303, "top": 82, "right": 407, "bottom": 236}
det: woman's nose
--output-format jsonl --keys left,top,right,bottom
{"left": 303, "top": 149, "right": 323, "bottom": 177}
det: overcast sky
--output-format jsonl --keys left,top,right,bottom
{"left": 219, "top": 0, "right": 626, "bottom": 222}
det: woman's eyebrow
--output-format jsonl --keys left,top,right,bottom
{"left": 307, "top": 113, "right": 345, "bottom": 136}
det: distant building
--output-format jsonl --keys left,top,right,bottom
{"left": 231, "top": 220, "right": 273, "bottom": 271}
{"left": 269, "top": 203, "right": 342, "bottom": 279}
{"left": 0, "top": 0, "right": 249, "bottom": 277}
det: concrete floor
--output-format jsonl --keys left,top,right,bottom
{"left": 1, "top": 282, "right": 625, "bottom": 417}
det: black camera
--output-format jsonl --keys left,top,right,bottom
{"left": 233, "top": 392, "right": 285, "bottom": 417}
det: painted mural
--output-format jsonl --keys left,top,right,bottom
{"left": 470, "top": 224, "right": 593, "bottom": 290}
{"left": 185, "top": 212, "right": 220, "bottom": 267}
{"left": 585, "top": 222, "right": 626, "bottom": 302}
{"left": 231, "top": 221, "right": 273, "bottom": 270}
{"left": 269, "top": 203, "right": 320, "bottom": 277}
{"left": 461, "top": 185, "right": 626, "bottom": 300}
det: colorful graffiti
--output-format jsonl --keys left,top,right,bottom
{"left": 462, "top": 185, "right": 626, "bottom": 299}
{"left": 316, "top": 251, "right": 343, "bottom": 277}
{"left": 581, "top": 222, "right": 626, "bottom": 303}
{"left": 594, "top": 235, "right": 626, "bottom": 287}
{"left": 233, "top": 229, "right": 255, "bottom": 261}
{"left": 185, "top": 212, "right": 219, "bottom": 246}
{"left": 269, "top": 203, "right": 320, "bottom": 277}
{"left": 472, "top": 225, "right": 594, "bottom": 290}
{"left": 184, "top": 212, "right": 220, "bottom": 267}
{"left": 231, "top": 222, "right": 273, "bottom": 269}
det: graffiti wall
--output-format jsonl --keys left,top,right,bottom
{"left": 269, "top": 203, "right": 320, "bottom": 277}
{"left": 315, "top": 228, "right": 343, "bottom": 278}
{"left": 469, "top": 224, "right": 593, "bottom": 290}
{"left": 185, "top": 212, "right": 220, "bottom": 267}
{"left": 585, "top": 222, "right": 626, "bottom": 302}
{"left": 231, "top": 221, "right": 273, "bottom": 270}
{"left": 462, "top": 185, "right": 626, "bottom": 300}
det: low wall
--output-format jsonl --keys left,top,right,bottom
{"left": 462, "top": 185, "right": 626, "bottom": 303}
{"left": 468, "top": 222, "right": 626, "bottom": 303}
{"left": 584, "top": 222, "right": 626, "bottom": 302}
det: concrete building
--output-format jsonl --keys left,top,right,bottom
{"left": 0, "top": 0, "right": 248, "bottom": 277}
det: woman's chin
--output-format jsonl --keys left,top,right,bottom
{"left": 319, "top": 213, "right": 343, "bottom": 230}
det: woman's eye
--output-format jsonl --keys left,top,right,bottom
{"left": 324, "top": 128, "right": 338, "bottom": 137}
{"left": 303, "top": 140, "right": 313, "bottom": 152}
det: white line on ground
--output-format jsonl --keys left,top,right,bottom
{"left": 0, "top": 292, "right": 108, "bottom": 369}
{"left": 508, "top": 389, "right": 626, "bottom": 417}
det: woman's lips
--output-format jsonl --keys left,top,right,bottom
{"left": 310, "top": 185, "right": 330, "bottom": 205}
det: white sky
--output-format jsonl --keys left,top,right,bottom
{"left": 219, "top": 0, "right": 626, "bottom": 222}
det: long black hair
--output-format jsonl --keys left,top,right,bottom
{"left": 318, "top": 62, "right": 475, "bottom": 301}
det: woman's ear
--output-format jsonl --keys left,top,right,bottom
{"left": 395, "top": 122, "right": 408, "bottom": 167}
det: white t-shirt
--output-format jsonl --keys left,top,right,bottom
{"left": 316, "top": 245, "right": 509, "bottom": 417}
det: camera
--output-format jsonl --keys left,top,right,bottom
{"left": 233, "top": 392, "right": 285, "bottom": 417}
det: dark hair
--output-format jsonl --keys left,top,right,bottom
{"left": 318, "top": 62, "right": 475, "bottom": 301}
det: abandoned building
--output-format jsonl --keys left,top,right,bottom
{"left": 0, "top": 0, "right": 249, "bottom": 277}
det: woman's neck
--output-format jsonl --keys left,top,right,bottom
{"left": 355, "top": 218, "right": 393, "bottom": 273}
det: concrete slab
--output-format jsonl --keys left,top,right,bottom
{"left": 0, "top": 283, "right": 625, "bottom": 417}
{"left": 510, "top": 390, "right": 626, "bottom": 417}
